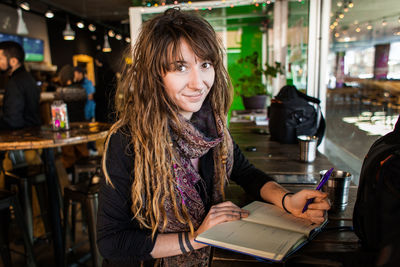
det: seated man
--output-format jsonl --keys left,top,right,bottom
{"left": 0, "top": 41, "right": 41, "bottom": 129}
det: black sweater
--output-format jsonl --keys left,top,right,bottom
{"left": 0, "top": 66, "right": 41, "bottom": 129}
{"left": 97, "top": 130, "right": 274, "bottom": 266}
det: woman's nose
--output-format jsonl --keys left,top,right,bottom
{"left": 188, "top": 69, "right": 204, "bottom": 90}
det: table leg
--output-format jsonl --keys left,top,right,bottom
{"left": 42, "top": 148, "right": 64, "bottom": 266}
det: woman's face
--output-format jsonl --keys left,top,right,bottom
{"left": 162, "top": 40, "right": 215, "bottom": 120}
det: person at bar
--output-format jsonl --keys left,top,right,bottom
{"left": 0, "top": 41, "right": 40, "bottom": 130}
{"left": 97, "top": 8, "right": 330, "bottom": 266}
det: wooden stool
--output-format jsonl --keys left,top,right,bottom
{"left": 0, "top": 189, "right": 37, "bottom": 267}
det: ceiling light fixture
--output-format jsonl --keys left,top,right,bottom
{"left": 63, "top": 16, "right": 75, "bottom": 40}
{"left": 16, "top": 8, "right": 28, "bottom": 35}
{"left": 19, "top": 1, "right": 30, "bottom": 11}
{"left": 88, "top": 24, "right": 96, "bottom": 32}
{"left": 103, "top": 35, "right": 111, "bottom": 52}
{"left": 76, "top": 21, "right": 85, "bottom": 29}
{"left": 45, "top": 9, "right": 54, "bottom": 18}
{"left": 108, "top": 30, "right": 115, "bottom": 38}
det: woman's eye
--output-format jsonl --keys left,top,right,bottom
{"left": 176, "top": 64, "right": 187, "bottom": 72}
{"left": 202, "top": 62, "right": 213, "bottom": 69}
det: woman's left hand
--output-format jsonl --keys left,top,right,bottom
{"left": 284, "top": 190, "right": 330, "bottom": 224}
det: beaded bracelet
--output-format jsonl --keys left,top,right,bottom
{"left": 282, "top": 192, "right": 294, "bottom": 214}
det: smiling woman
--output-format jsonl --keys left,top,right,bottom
{"left": 96, "top": 7, "right": 330, "bottom": 267}
{"left": 162, "top": 40, "right": 215, "bottom": 119}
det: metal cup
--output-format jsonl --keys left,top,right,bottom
{"left": 321, "top": 170, "right": 352, "bottom": 211}
{"left": 298, "top": 135, "right": 318, "bottom": 162}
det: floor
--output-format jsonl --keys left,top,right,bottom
{"left": 2, "top": 99, "right": 398, "bottom": 267}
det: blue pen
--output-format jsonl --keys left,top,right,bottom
{"left": 301, "top": 167, "right": 334, "bottom": 213}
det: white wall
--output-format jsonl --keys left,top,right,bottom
{"left": 0, "top": 4, "right": 52, "bottom": 65}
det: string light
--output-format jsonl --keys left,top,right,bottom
{"left": 335, "top": 32, "right": 340, "bottom": 38}
{"left": 367, "top": 23, "right": 373, "bottom": 30}
{"left": 76, "top": 21, "right": 85, "bottom": 29}
{"left": 115, "top": 34, "right": 122, "bottom": 40}
{"left": 348, "top": 1, "right": 354, "bottom": 8}
{"left": 45, "top": 9, "right": 54, "bottom": 18}
{"left": 355, "top": 27, "right": 361, "bottom": 32}
{"left": 337, "top": 1, "right": 343, "bottom": 7}
{"left": 108, "top": 29, "right": 115, "bottom": 37}
{"left": 382, "top": 19, "right": 387, "bottom": 26}
{"left": 88, "top": 24, "right": 96, "bottom": 32}
{"left": 19, "top": 1, "right": 30, "bottom": 11}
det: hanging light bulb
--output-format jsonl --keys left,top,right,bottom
{"left": 355, "top": 27, "right": 361, "bottom": 32}
{"left": 343, "top": 4, "right": 349, "bottom": 13}
{"left": 339, "top": 12, "right": 345, "bottom": 19}
{"left": 19, "top": 1, "right": 30, "bottom": 11}
{"left": 16, "top": 8, "right": 28, "bottom": 35}
{"left": 335, "top": 32, "right": 340, "bottom": 38}
{"left": 125, "top": 37, "right": 131, "bottom": 43}
{"left": 336, "top": 1, "right": 342, "bottom": 7}
{"left": 108, "top": 30, "right": 115, "bottom": 38}
{"left": 63, "top": 16, "right": 75, "bottom": 40}
{"left": 103, "top": 35, "right": 111, "bottom": 52}
{"left": 382, "top": 19, "right": 387, "bottom": 26}
{"left": 115, "top": 34, "right": 122, "bottom": 40}
{"left": 348, "top": 1, "right": 354, "bottom": 8}
{"left": 45, "top": 9, "right": 54, "bottom": 19}
{"left": 367, "top": 23, "right": 373, "bottom": 30}
{"left": 88, "top": 24, "right": 96, "bottom": 32}
{"left": 76, "top": 21, "right": 85, "bottom": 29}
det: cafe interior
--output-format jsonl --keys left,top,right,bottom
{"left": 0, "top": 0, "right": 399, "bottom": 266}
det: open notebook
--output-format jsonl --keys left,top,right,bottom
{"left": 195, "top": 201, "right": 326, "bottom": 262}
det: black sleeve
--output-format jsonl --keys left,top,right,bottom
{"left": 230, "top": 140, "right": 275, "bottom": 200}
{"left": 96, "top": 130, "right": 157, "bottom": 262}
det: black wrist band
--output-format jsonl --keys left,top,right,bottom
{"left": 178, "top": 232, "right": 187, "bottom": 254}
{"left": 184, "top": 232, "right": 195, "bottom": 251}
{"left": 282, "top": 192, "right": 294, "bottom": 214}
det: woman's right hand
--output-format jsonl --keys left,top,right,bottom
{"left": 195, "top": 201, "right": 249, "bottom": 236}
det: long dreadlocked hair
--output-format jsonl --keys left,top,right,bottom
{"left": 102, "top": 8, "right": 233, "bottom": 237}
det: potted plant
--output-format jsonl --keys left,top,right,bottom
{"left": 235, "top": 51, "right": 284, "bottom": 110}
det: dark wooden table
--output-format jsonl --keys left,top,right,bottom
{"left": 0, "top": 122, "right": 110, "bottom": 266}
{"left": 210, "top": 122, "right": 360, "bottom": 266}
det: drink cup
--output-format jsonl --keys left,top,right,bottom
{"left": 298, "top": 135, "right": 318, "bottom": 162}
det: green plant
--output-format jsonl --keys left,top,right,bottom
{"left": 235, "top": 52, "right": 284, "bottom": 97}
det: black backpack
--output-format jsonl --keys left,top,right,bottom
{"left": 268, "top": 85, "right": 325, "bottom": 145}
{"left": 353, "top": 116, "right": 400, "bottom": 265}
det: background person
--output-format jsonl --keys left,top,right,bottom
{"left": 97, "top": 8, "right": 330, "bottom": 266}
{"left": 73, "top": 66, "right": 98, "bottom": 155}
{"left": 0, "top": 41, "right": 40, "bottom": 129}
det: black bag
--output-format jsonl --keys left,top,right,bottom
{"left": 353, "top": 116, "right": 400, "bottom": 265}
{"left": 268, "top": 85, "right": 325, "bottom": 145}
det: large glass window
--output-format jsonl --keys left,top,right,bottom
{"left": 344, "top": 47, "right": 374, "bottom": 78}
{"left": 388, "top": 42, "right": 400, "bottom": 79}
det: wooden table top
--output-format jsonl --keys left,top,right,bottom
{"left": 0, "top": 122, "right": 110, "bottom": 150}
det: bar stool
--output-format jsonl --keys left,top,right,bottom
{"left": 0, "top": 189, "right": 37, "bottom": 267}
{"left": 4, "top": 150, "right": 50, "bottom": 243}
{"left": 63, "top": 171, "right": 102, "bottom": 267}
{"left": 69, "top": 156, "right": 102, "bottom": 246}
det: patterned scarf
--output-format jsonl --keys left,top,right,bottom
{"left": 154, "top": 101, "right": 233, "bottom": 267}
